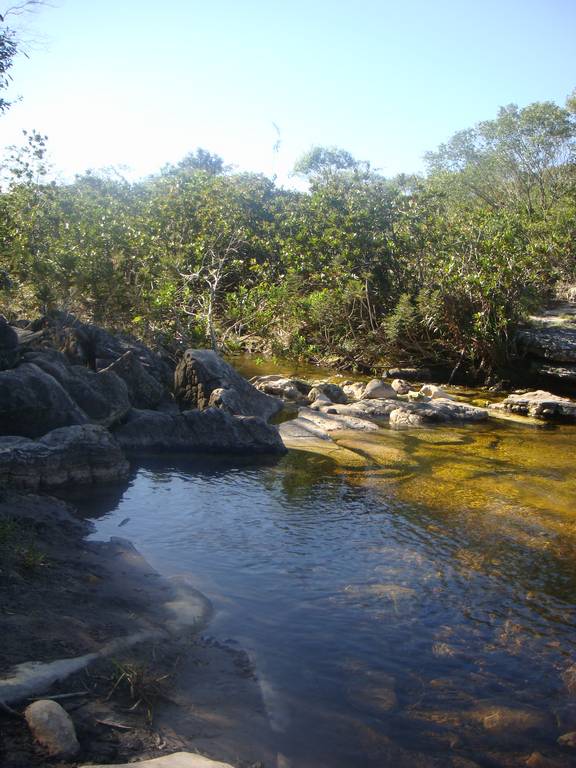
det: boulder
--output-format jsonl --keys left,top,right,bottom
{"left": 101, "top": 350, "right": 167, "bottom": 409}
{"left": 312, "top": 382, "right": 348, "bottom": 404}
{"left": 361, "top": 379, "right": 397, "bottom": 400}
{"left": 391, "top": 378, "right": 410, "bottom": 395}
{"left": 491, "top": 390, "right": 576, "bottom": 420}
{"left": 0, "top": 362, "right": 88, "bottom": 438}
{"left": 0, "top": 315, "right": 19, "bottom": 371}
{"left": 24, "top": 699, "right": 79, "bottom": 758}
{"left": 0, "top": 425, "right": 130, "bottom": 490}
{"left": 251, "top": 375, "right": 311, "bottom": 400}
{"left": 308, "top": 387, "right": 333, "bottom": 406}
{"left": 517, "top": 326, "right": 576, "bottom": 364}
{"left": 420, "top": 384, "right": 455, "bottom": 400}
{"left": 342, "top": 381, "right": 366, "bottom": 400}
{"left": 113, "top": 407, "right": 286, "bottom": 454}
{"left": 24, "top": 349, "right": 131, "bottom": 427}
{"left": 319, "top": 399, "right": 399, "bottom": 421}
{"left": 293, "top": 407, "right": 379, "bottom": 433}
{"left": 174, "top": 349, "right": 282, "bottom": 421}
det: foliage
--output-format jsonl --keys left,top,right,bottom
{"left": 1, "top": 91, "right": 575, "bottom": 380}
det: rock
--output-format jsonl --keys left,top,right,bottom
{"left": 36, "top": 311, "right": 173, "bottom": 385}
{"left": 314, "top": 382, "right": 348, "bottom": 404}
{"left": 251, "top": 374, "right": 311, "bottom": 400}
{"left": 343, "top": 381, "right": 366, "bottom": 400}
{"left": 539, "top": 364, "right": 576, "bottom": 383}
{"left": 558, "top": 732, "right": 576, "bottom": 748}
{"left": 473, "top": 702, "right": 555, "bottom": 743}
{"left": 113, "top": 407, "right": 286, "bottom": 454}
{"left": 308, "top": 387, "right": 333, "bottom": 406}
{"left": 24, "top": 349, "right": 131, "bottom": 427}
{"left": 293, "top": 407, "right": 380, "bottom": 433}
{"left": 80, "top": 753, "right": 234, "bottom": 768}
{"left": 491, "top": 390, "right": 576, "bottom": 420}
{"left": 389, "top": 400, "right": 488, "bottom": 428}
{"left": 387, "top": 367, "right": 432, "bottom": 382}
{"left": 407, "top": 389, "right": 429, "bottom": 401}
{"left": 361, "top": 379, "right": 397, "bottom": 400}
{"left": 0, "top": 315, "right": 19, "bottom": 370}
{"left": 101, "top": 350, "right": 166, "bottom": 409}
{"left": 321, "top": 399, "right": 399, "bottom": 421}
{"left": 563, "top": 664, "right": 576, "bottom": 695}
{"left": 0, "top": 362, "right": 88, "bottom": 438}
{"left": 174, "top": 349, "right": 282, "bottom": 421}
{"left": 517, "top": 326, "right": 576, "bottom": 364}
{"left": 391, "top": 378, "right": 410, "bottom": 395}
{"left": 0, "top": 425, "right": 130, "bottom": 490}
{"left": 24, "top": 699, "right": 79, "bottom": 758}
{"left": 526, "top": 754, "right": 568, "bottom": 768}
{"left": 420, "top": 384, "right": 455, "bottom": 400}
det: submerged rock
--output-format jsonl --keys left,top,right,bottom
{"left": 0, "top": 425, "right": 130, "bottom": 490}
{"left": 114, "top": 407, "right": 286, "bottom": 454}
{"left": 174, "top": 349, "right": 282, "bottom": 421}
{"left": 24, "top": 699, "right": 80, "bottom": 758}
{"left": 491, "top": 390, "right": 576, "bottom": 420}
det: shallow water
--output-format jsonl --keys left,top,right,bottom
{"left": 86, "top": 410, "right": 576, "bottom": 767}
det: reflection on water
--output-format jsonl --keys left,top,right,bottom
{"left": 87, "top": 420, "right": 576, "bottom": 767}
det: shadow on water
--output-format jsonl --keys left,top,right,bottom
{"left": 76, "top": 420, "right": 576, "bottom": 768}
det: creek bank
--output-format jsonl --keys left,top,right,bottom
{"left": 0, "top": 491, "right": 274, "bottom": 768}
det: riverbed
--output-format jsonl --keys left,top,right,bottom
{"left": 85, "top": 378, "right": 576, "bottom": 767}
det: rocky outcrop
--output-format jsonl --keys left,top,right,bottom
{"left": 0, "top": 425, "right": 130, "bottom": 490}
{"left": 101, "top": 350, "right": 166, "bottom": 409}
{"left": 517, "top": 326, "right": 576, "bottom": 364}
{"left": 0, "top": 315, "right": 19, "bottom": 371}
{"left": 114, "top": 407, "right": 286, "bottom": 454}
{"left": 251, "top": 374, "right": 311, "bottom": 400}
{"left": 0, "top": 362, "right": 88, "bottom": 438}
{"left": 174, "top": 349, "right": 282, "bottom": 421}
{"left": 23, "top": 349, "right": 131, "bottom": 428}
{"left": 491, "top": 390, "right": 576, "bottom": 420}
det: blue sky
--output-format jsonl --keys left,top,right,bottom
{"left": 1, "top": 0, "right": 574, "bottom": 186}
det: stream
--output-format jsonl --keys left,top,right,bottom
{"left": 83, "top": 365, "right": 576, "bottom": 767}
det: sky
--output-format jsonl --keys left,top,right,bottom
{"left": 0, "top": 0, "right": 575, "bottom": 187}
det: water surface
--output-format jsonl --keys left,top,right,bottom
{"left": 87, "top": 416, "right": 576, "bottom": 767}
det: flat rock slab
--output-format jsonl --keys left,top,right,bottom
{"left": 114, "top": 407, "right": 286, "bottom": 454}
{"left": 517, "top": 326, "right": 576, "bottom": 363}
{"left": 389, "top": 399, "right": 488, "bottom": 428}
{"left": 0, "top": 424, "right": 129, "bottom": 490}
{"left": 296, "top": 407, "right": 380, "bottom": 432}
{"left": 491, "top": 390, "right": 576, "bottom": 420}
{"left": 82, "top": 753, "right": 234, "bottom": 768}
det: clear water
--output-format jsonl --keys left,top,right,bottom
{"left": 85, "top": 416, "right": 576, "bottom": 767}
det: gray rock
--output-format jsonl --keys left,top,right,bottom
{"left": 517, "top": 326, "right": 576, "bottom": 363}
{"left": 81, "top": 752, "right": 234, "bottom": 768}
{"left": 251, "top": 375, "right": 311, "bottom": 400}
{"left": 389, "top": 399, "right": 488, "bottom": 428}
{"left": 321, "top": 399, "right": 399, "bottom": 421}
{"left": 391, "top": 378, "right": 410, "bottom": 395}
{"left": 361, "top": 379, "right": 397, "bottom": 400}
{"left": 114, "top": 407, "right": 286, "bottom": 454}
{"left": 0, "top": 315, "right": 19, "bottom": 371}
{"left": 24, "top": 350, "right": 131, "bottom": 427}
{"left": 420, "top": 384, "right": 455, "bottom": 400}
{"left": 0, "top": 362, "right": 88, "bottom": 438}
{"left": 174, "top": 350, "right": 282, "bottom": 421}
{"left": 342, "top": 381, "right": 366, "bottom": 400}
{"left": 0, "top": 425, "right": 130, "bottom": 490}
{"left": 24, "top": 699, "right": 79, "bottom": 758}
{"left": 539, "top": 364, "right": 576, "bottom": 382}
{"left": 294, "top": 407, "right": 379, "bottom": 433}
{"left": 101, "top": 350, "right": 166, "bottom": 409}
{"left": 313, "top": 382, "right": 348, "bottom": 404}
{"left": 308, "top": 387, "right": 333, "bottom": 405}
{"left": 491, "top": 390, "right": 576, "bottom": 420}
